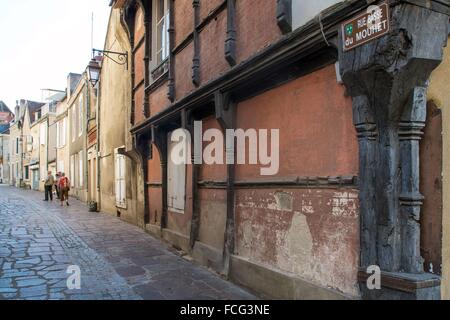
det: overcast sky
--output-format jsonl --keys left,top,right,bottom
{"left": 0, "top": 0, "right": 111, "bottom": 111}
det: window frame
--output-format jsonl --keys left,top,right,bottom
{"left": 114, "top": 148, "right": 127, "bottom": 209}
{"left": 150, "top": 0, "right": 170, "bottom": 76}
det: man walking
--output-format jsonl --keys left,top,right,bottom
{"left": 55, "top": 172, "right": 61, "bottom": 200}
{"left": 58, "top": 173, "right": 70, "bottom": 207}
{"left": 43, "top": 171, "right": 55, "bottom": 201}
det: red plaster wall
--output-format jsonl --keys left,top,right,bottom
{"left": 198, "top": 10, "right": 229, "bottom": 86}
{"left": 198, "top": 188, "right": 227, "bottom": 250}
{"left": 197, "top": 117, "right": 228, "bottom": 250}
{"left": 200, "top": 0, "right": 224, "bottom": 21}
{"left": 133, "top": 6, "right": 146, "bottom": 125}
{"left": 134, "top": 45, "right": 145, "bottom": 85}
{"left": 199, "top": 117, "right": 227, "bottom": 181}
{"left": 134, "top": 84, "right": 145, "bottom": 124}
{"left": 149, "top": 83, "right": 171, "bottom": 116}
{"left": 235, "top": 0, "right": 281, "bottom": 64}
{"left": 235, "top": 188, "right": 360, "bottom": 296}
{"left": 148, "top": 145, "right": 162, "bottom": 182}
{"left": 174, "top": 0, "right": 193, "bottom": 47}
{"left": 235, "top": 65, "right": 358, "bottom": 180}
{"left": 174, "top": 43, "right": 195, "bottom": 99}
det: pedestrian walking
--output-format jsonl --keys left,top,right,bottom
{"left": 55, "top": 172, "right": 61, "bottom": 200}
{"left": 43, "top": 171, "right": 55, "bottom": 201}
{"left": 58, "top": 173, "right": 70, "bottom": 207}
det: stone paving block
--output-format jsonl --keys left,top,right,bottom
{"left": 0, "top": 186, "right": 257, "bottom": 301}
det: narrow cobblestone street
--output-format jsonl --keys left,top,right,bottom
{"left": 0, "top": 185, "right": 257, "bottom": 300}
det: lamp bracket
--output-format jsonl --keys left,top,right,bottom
{"left": 92, "top": 49, "right": 128, "bottom": 70}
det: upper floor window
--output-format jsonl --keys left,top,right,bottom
{"left": 292, "top": 0, "right": 343, "bottom": 30}
{"left": 71, "top": 106, "right": 76, "bottom": 142}
{"left": 78, "top": 95, "right": 83, "bottom": 137}
{"left": 56, "top": 118, "right": 66, "bottom": 148}
{"left": 153, "top": 0, "right": 170, "bottom": 65}
{"left": 39, "top": 123, "right": 47, "bottom": 146}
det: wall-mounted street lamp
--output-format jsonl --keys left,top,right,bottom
{"left": 87, "top": 48, "right": 128, "bottom": 87}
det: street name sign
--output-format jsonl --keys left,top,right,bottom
{"left": 342, "top": 3, "right": 390, "bottom": 52}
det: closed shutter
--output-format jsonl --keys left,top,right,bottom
{"left": 115, "top": 151, "right": 126, "bottom": 208}
{"left": 167, "top": 131, "right": 186, "bottom": 212}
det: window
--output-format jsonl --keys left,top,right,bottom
{"left": 58, "top": 160, "right": 64, "bottom": 175}
{"left": 115, "top": 150, "right": 126, "bottom": 208}
{"left": 16, "top": 137, "right": 19, "bottom": 154}
{"left": 292, "top": 0, "right": 343, "bottom": 30}
{"left": 78, "top": 95, "right": 83, "bottom": 137}
{"left": 78, "top": 150, "right": 83, "bottom": 187}
{"left": 24, "top": 166, "right": 29, "bottom": 180}
{"left": 153, "top": 0, "right": 170, "bottom": 65}
{"left": 40, "top": 123, "right": 47, "bottom": 145}
{"left": 71, "top": 105, "right": 76, "bottom": 142}
{"left": 26, "top": 136, "right": 33, "bottom": 152}
{"left": 167, "top": 131, "right": 186, "bottom": 213}
{"left": 70, "top": 155, "right": 75, "bottom": 187}
{"left": 57, "top": 118, "right": 66, "bottom": 148}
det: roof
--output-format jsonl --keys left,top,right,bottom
{"left": 26, "top": 101, "right": 46, "bottom": 124}
{"left": 68, "top": 73, "right": 82, "bottom": 96}
{"left": 0, "top": 101, "right": 13, "bottom": 114}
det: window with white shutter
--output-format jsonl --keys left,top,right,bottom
{"left": 78, "top": 150, "right": 83, "bottom": 188}
{"left": 167, "top": 130, "right": 186, "bottom": 213}
{"left": 70, "top": 155, "right": 75, "bottom": 187}
{"left": 115, "top": 149, "right": 126, "bottom": 208}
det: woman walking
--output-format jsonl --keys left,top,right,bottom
{"left": 58, "top": 173, "right": 70, "bottom": 207}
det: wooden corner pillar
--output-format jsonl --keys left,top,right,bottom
{"left": 225, "top": 0, "right": 237, "bottom": 66}
{"left": 339, "top": 3, "right": 448, "bottom": 300}
{"left": 276, "top": 0, "right": 292, "bottom": 34}
{"left": 215, "top": 91, "right": 236, "bottom": 275}
{"left": 192, "top": 0, "right": 201, "bottom": 86}
{"left": 167, "top": 0, "right": 176, "bottom": 102}
{"left": 183, "top": 110, "right": 200, "bottom": 251}
{"left": 152, "top": 125, "right": 168, "bottom": 230}
{"left": 134, "top": 133, "right": 152, "bottom": 224}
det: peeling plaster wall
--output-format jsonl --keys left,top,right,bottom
{"left": 235, "top": 189, "right": 360, "bottom": 296}
{"left": 428, "top": 37, "right": 450, "bottom": 300}
{"left": 233, "top": 65, "right": 360, "bottom": 297}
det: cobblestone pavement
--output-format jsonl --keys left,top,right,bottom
{"left": 0, "top": 185, "right": 257, "bottom": 300}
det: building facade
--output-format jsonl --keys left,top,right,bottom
{"left": 99, "top": 0, "right": 450, "bottom": 300}
{"left": 67, "top": 74, "right": 88, "bottom": 202}
{"left": 97, "top": 8, "right": 144, "bottom": 226}
{"left": 0, "top": 101, "right": 13, "bottom": 184}
{"left": 0, "top": 133, "right": 10, "bottom": 184}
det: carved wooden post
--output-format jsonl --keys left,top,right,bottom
{"left": 353, "top": 95, "right": 378, "bottom": 268}
{"left": 276, "top": 0, "right": 292, "bottom": 34}
{"left": 152, "top": 125, "right": 168, "bottom": 230}
{"left": 225, "top": 0, "right": 237, "bottom": 66}
{"left": 192, "top": 0, "right": 201, "bottom": 86}
{"left": 215, "top": 91, "right": 236, "bottom": 275}
{"left": 167, "top": 0, "right": 176, "bottom": 101}
{"left": 399, "top": 87, "right": 427, "bottom": 273}
{"left": 339, "top": 3, "right": 448, "bottom": 299}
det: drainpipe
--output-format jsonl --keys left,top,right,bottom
{"left": 96, "top": 73, "right": 102, "bottom": 211}
{"left": 85, "top": 76, "right": 90, "bottom": 203}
